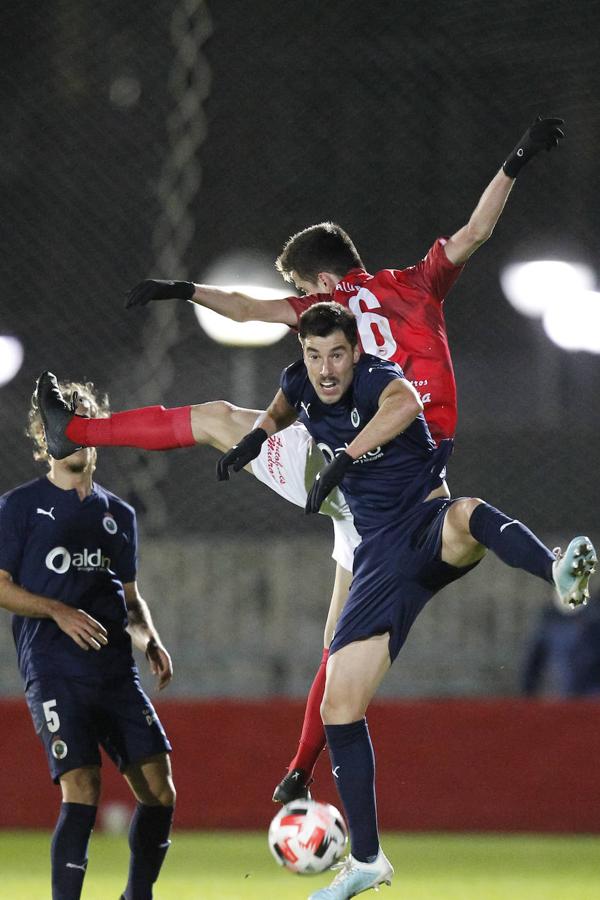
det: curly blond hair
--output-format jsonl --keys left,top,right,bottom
{"left": 27, "top": 379, "right": 110, "bottom": 464}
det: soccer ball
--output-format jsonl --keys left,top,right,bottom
{"left": 268, "top": 799, "right": 348, "bottom": 875}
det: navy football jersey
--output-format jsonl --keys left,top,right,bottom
{"left": 0, "top": 477, "right": 138, "bottom": 685}
{"left": 281, "top": 354, "right": 453, "bottom": 532}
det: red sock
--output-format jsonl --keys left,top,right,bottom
{"left": 65, "top": 406, "right": 194, "bottom": 451}
{"left": 288, "top": 648, "right": 329, "bottom": 777}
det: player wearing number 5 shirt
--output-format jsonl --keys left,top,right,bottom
{"left": 0, "top": 382, "right": 175, "bottom": 900}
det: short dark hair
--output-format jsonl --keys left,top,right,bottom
{"left": 275, "top": 222, "right": 364, "bottom": 284}
{"left": 298, "top": 302, "right": 358, "bottom": 347}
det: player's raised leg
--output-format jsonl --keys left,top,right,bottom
{"left": 308, "top": 634, "right": 394, "bottom": 900}
{"left": 120, "top": 753, "right": 176, "bottom": 900}
{"left": 34, "top": 371, "right": 261, "bottom": 459}
{"left": 273, "top": 563, "right": 353, "bottom": 804}
{"left": 441, "top": 497, "right": 597, "bottom": 606}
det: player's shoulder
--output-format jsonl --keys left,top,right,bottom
{"left": 93, "top": 482, "right": 136, "bottom": 522}
{"left": 377, "top": 238, "right": 453, "bottom": 279}
{"left": 356, "top": 354, "right": 403, "bottom": 378}
{"left": 0, "top": 477, "right": 48, "bottom": 509}
{"left": 353, "top": 355, "right": 404, "bottom": 405}
{"left": 281, "top": 357, "right": 308, "bottom": 390}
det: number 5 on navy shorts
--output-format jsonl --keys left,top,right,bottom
{"left": 25, "top": 674, "right": 172, "bottom": 783}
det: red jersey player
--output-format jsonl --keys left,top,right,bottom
{"left": 281, "top": 235, "right": 461, "bottom": 445}
{"left": 123, "top": 116, "right": 565, "bottom": 807}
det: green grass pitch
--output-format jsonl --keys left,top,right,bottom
{"left": 2, "top": 831, "right": 599, "bottom": 899}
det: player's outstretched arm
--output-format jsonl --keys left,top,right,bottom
{"left": 124, "top": 581, "right": 173, "bottom": 690}
{"left": 306, "top": 379, "right": 423, "bottom": 514}
{"left": 126, "top": 279, "right": 298, "bottom": 325}
{"left": 216, "top": 389, "right": 298, "bottom": 480}
{"left": 444, "top": 116, "right": 565, "bottom": 266}
{"left": 0, "top": 570, "right": 108, "bottom": 651}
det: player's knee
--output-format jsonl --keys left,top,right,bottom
{"left": 157, "top": 782, "right": 176, "bottom": 807}
{"left": 190, "top": 400, "right": 234, "bottom": 443}
{"left": 61, "top": 767, "right": 101, "bottom": 805}
{"left": 320, "top": 692, "right": 360, "bottom": 725}
{"left": 452, "top": 497, "right": 484, "bottom": 533}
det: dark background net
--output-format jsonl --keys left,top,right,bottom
{"left": 1, "top": 0, "right": 599, "bottom": 696}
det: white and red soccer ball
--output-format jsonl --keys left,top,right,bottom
{"left": 268, "top": 799, "right": 348, "bottom": 875}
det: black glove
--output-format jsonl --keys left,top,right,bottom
{"left": 305, "top": 451, "right": 354, "bottom": 514}
{"left": 502, "top": 116, "right": 565, "bottom": 178}
{"left": 125, "top": 279, "right": 195, "bottom": 308}
{"left": 216, "top": 428, "right": 268, "bottom": 481}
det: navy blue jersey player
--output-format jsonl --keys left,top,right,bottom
{"left": 0, "top": 382, "right": 175, "bottom": 900}
{"left": 218, "top": 302, "right": 597, "bottom": 900}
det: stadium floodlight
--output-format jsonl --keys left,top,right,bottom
{"left": 0, "top": 335, "right": 24, "bottom": 386}
{"left": 499, "top": 260, "right": 595, "bottom": 318}
{"left": 543, "top": 290, "right": 600, "bottom": 354}
{"left": 193, "top": 285, "right": 291, "bottom": 346}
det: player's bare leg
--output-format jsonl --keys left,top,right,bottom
{"left": 121, "top": 753, "right": 175, "bottom": 900}
{"left": 51, "top": 767, "right": 101, "bottom": 900}
{"left": 309, "top": 635, "right": 394, "bottom": 899}
{"left": 59, "top": 765, "right": 102, "bottom": 805}
{"left": 273, "top": 564, "right": 353, "bottom": 804}
{"left": 189, "top": 401, "right": 260, "bottom": 456}
{"left": 440, "top": 497, "right": 487, "bottom": 567}
{"left": 124, "top": 752, "right": 176, "bottom": 806}
{"left": 322, "top": 633, "right": 390, "bottom": 725}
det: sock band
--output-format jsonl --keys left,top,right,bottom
{"left": 469, "top": 501, "right": 555, "bottom": 583}
{"left": 66, "top": 406, "right": 194, "bottom": 451}
{"left": 325, "top": 719, "right": 379, "bottom": 863}
{"left": 51, "top": 802, "right": 97, "bottom": 900}
{"left": 288, "top": 647, "right": 329, "bottom": 776}
{"left": 124, "top": 803, "right": 174, "bottom": 900}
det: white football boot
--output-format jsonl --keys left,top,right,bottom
{"left": 308, "top": 849, "right": 394, "bottom": 899}
{"left": 552, "top": 536, "right": 597, "bottom": 608}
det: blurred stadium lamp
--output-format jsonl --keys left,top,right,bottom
{"left": 500, "top": 260, "right": 600, "bottom": 354}
{"left": 193, "top": 250, "right": 293, "bottom": 347}
{"left": 500, "top": 260, "right": 595, "bottom": 318}
{"left": 193, "top": 251, "right": 295, "bottom": 405}
{"left": 0, "top": 336, "right": 24, "bottom": 386}
{"left": 193, "top": 286, "right": 290, "bottom": 347}
{"left": 543, "top": 290, "right": 600, "bottom": 354}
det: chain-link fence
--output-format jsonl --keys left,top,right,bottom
{"left": 1, "top": 0, "right": 599, "bottom": 695}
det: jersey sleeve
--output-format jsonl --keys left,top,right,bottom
{"left": 284, "top": 292, "right": 332, "bottom": 329}
{"left": 114, "top": 506, "right": 138, "bottom": 584}
{"left": 0, "top": 494, "right": 27, "bottom": 577}
{"left": 400, "top": 237, "right": 464, "bottom": 303}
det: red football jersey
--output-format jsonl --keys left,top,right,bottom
{"left": 285, "top": 238, "right": 463, "bottom": 443}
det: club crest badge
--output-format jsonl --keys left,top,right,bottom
{"left": 102, "top": 514, "right": 118, "bottom": 535}
{"left": 51, "top": 739, "right": 68, "bottom": 760}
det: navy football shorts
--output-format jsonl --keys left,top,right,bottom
{"left": 25, "top": 673, "right": 172, "bottom": 783}
{"left": 329, "top": 497, "right": 480, "bottom": 662}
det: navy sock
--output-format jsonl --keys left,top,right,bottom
{"left": 325, "top": 720, "right": 379, "bottom": 863}
{"left": 123, "top": 804, "right": 174, "bottom": 900}
{"left": 469, "top": 502, "right": 555, "bottom": 583}
{"left": 51, "top": 802, "right": 97, "bottom": 900}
